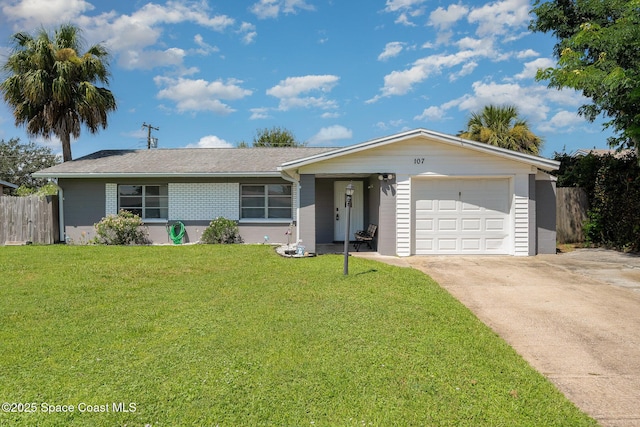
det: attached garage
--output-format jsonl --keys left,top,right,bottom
{"left": 280, "top": 128, "right": 560, "bottom": 257}
{"left": 413, "top": 178, "right": 511, "bottom": 254}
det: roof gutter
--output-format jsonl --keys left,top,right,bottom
{"left": 32, "top": 171, "right": 283, "bottom": 179}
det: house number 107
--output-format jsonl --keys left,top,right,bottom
{"left": 414, "top": 158, "right": 425, "bottom": 164}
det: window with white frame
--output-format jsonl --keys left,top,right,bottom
{"left": 241, "top": 184, "right": 292, "bottom": 219}
{"left": 118, "top": 184, "right": 168, "bottom": 220}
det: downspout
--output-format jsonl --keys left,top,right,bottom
{"left": 58, "top": 186, "right": 65, "bottom": 243}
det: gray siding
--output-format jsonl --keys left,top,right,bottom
{"left": 59, "top": 178, "right": 106, "bottom": 243}
{"left": 536, "top": 179, "right": 557, "bottom": 254}
{"left": 59, "top": 177, "right": 297, "bottom": 245}
{"left": 298, "top": 174, "right": 316, "bottom": 253}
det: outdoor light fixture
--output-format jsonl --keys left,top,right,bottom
{"left": 343, "top": 182, "right": 354, "bottom": 275}
{"left": 378, "top": 173, "right": 395, "bottom": 181}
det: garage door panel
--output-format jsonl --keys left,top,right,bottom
{"left": 486, "top": 238, "right": 506, "bottom": 250}
{"left": 413, "top": 178, "right": 511, "bottom": 255}
{"left": 437, "top": 218, "right": 457, "bottom": 231}
{"left": 415, "top": 239, "right": 434, "bottom": 251}
{"left": 461, "top": 202, "right": 482, "bottom": 211}
{"left": 461, "top": 219, "right": 481, "bottom": 231}
{"left": 416, "top": 219, "right": 433, "bottom": 231}
{"left": 438, "top": 200, "right": 457, "bottom": 211}
{"left": 461, "top": 239, "right": 481, "bottom": 250}
{"left": 437, "top": 239, "right": 457, "bottom": 251}
{"left": 485, "top": 218, "right": 505, "bottom": 231}
{"left": 416, "top": 200, "right": 434, "bottom": 211}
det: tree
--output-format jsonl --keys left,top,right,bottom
{"left": 530, "top": 0, "right": 640, "bottom": 152}
{"left": 458, "top": 105, "right": 543, "bottom": 155}
{"left": 251, "top": 126, "right": 304, "bottom": 147}
{"left": 0, "top": 137, "right": 59, "bottom": 189}
{"left": 0, "top": 24, "right": 117, "bottom": 162}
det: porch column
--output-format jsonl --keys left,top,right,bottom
{"left": 298, "top": 174, "right": 316, "bottom": 254}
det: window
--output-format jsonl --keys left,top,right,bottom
{"left": 241, "top": 184, "right": 292, "bottom": 219}
{"left": 118, "top": 185, "right": 168, "bottom": 220}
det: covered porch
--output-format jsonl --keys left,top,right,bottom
{"left": 297, "top": 173, "right": 397, "bottom": 257}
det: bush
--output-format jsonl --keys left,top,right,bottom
{"left": 94, "top": 210, "right": 149, "bottom": 245}
{"left": 556, "top": 151, "right": 640, "bottom": 252}
{"left": 200, "top": 217, "right": 243, "bottom": 244}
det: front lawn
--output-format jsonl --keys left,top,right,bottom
{"left": 0, "top": 245, "right": 596, "bottom": 426}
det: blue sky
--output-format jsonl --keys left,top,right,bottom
{"left": 0, "top": 0, "right": 614, "bottom": 160}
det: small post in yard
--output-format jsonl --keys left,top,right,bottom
{"left": 343, "top": 182, "right": 355, "bottom": 275}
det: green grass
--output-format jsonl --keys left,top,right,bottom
{"left": 0, "top": 245, "right": 597, "bottom": 426}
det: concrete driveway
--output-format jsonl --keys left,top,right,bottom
{"left": 406, "top": 249, "right": 640, "bottom": 427}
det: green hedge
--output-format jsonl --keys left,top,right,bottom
{"left": 554, "top": 152, "right": 640, "bottom": 251}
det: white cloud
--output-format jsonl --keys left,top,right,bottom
{"left": 155, "top": 77, "right": 252, "bottom": 114}
{"left": 514, "top": 57, "right": 555, "bottom": 80}
{"left": 414, "top": 106, "right": 447, "bottom": 121}
{"left": 468, "top": 0, "right": 530, "bottom": 38}
{"left": 517, "top": 49, "right": 539, "bottom": 59}
{"left": 378, "top": 42, "right": 405, "bottom": 61}
{"left": 308, "top": 125, "right": 352, "bottom": 145}
{"left": 394, "top": 13, "right": 416, "bottom": 26}
{"left": 384, "top": 0, "right": 426, "bottom": 13}
{"left": 193, "top": 34, "right": 219, "bottom": 55}
{"left": 454, "top": 81, "right": 550, "bottom": 122}
{"left": 119, "top": 48, "right": 186, "bottom": 70}
{"left": 249, "top": 108, "right": 270, "bottom": 120}
{"left": 539, "top": 110, "right": 586, "bottom": 131}
{"left": 449, "top": 61, "right": 478, "bottom": 81}
{"left": 239, "top": 22, "right": 257, "bottom": 44}
{"left": 384, "top": 0, "right": 426, "bottom": 26}
{"left": 368, "top": 50, "right": 480, "bottom": 101}
{"left": 2, "top": 0, "right": 94, "bottom": 28}
{"left": 428, "top": 4, "right": 468, "bottom": 31}
{"left": 267, "top": 75, "right": 340, "bottom": 111}
{"left": 413, "top": 81, "right": 590, "bottom": 137}
{"left": 53, "top": 1, "right": 236, "bottom": 70}
{"left": 251, "top": 0, "right": 315, "bottom": 19}
{"left": 186, "top": 135, "right": 233, "bottom": 148}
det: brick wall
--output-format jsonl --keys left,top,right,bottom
{"left": 169, "top": 182, "right": 239, "bottom": 220}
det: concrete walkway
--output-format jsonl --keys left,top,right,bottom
{"left": 401, "top": 249, "right": 640, "bottom": 427}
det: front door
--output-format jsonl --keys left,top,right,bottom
{"left": 334, "top": 181, "right": 364, "bottom": 241}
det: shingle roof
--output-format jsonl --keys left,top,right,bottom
{"left": 0, "top": 179, "right": 18, "bottom": 188}
{"left": 34, "top": 147, "right": 335, "bottom": 177}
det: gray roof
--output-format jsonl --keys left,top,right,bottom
{"left": 0, "top": 179, "right": 18, "bottom": 188}
{"left": 33, "top": 147, "right": 335, "bottom": 178}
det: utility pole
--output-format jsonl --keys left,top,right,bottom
{"left": 142, "top": 122, "right": 159, "bottom": 149}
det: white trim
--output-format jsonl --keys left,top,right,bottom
{"left": 58, "top": 187, "right": 65, "bottom": 243}
{"left": 238, "top": 219, "right": 292, "bottom": 224}
{"left": 396, "top": 176, "right": 412, "bottom": 257}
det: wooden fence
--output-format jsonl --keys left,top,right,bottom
{"left": 556, "top": 187, "right": 589, "bottom": 244}
{"left": 0, "top": 195, "right": 59, "bottom": 245}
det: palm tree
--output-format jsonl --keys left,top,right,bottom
{"left": 458, "top": 105, "right": 543, "bottom": 155}
{"left": 0, "top": 24, "right": 116, "bottom": 162}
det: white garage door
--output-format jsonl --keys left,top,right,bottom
{"left": 413, "top": 178, "right": 511, "bottom": 254}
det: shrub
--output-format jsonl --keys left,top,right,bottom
{"left": 94, "top": 210, "right": 149, "bottom": 245}
{"left": 200, "top": 217, "right": 243, "bottom": 244}
{"left": 556, "top": 151, "right": 640, "bottom": 251}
